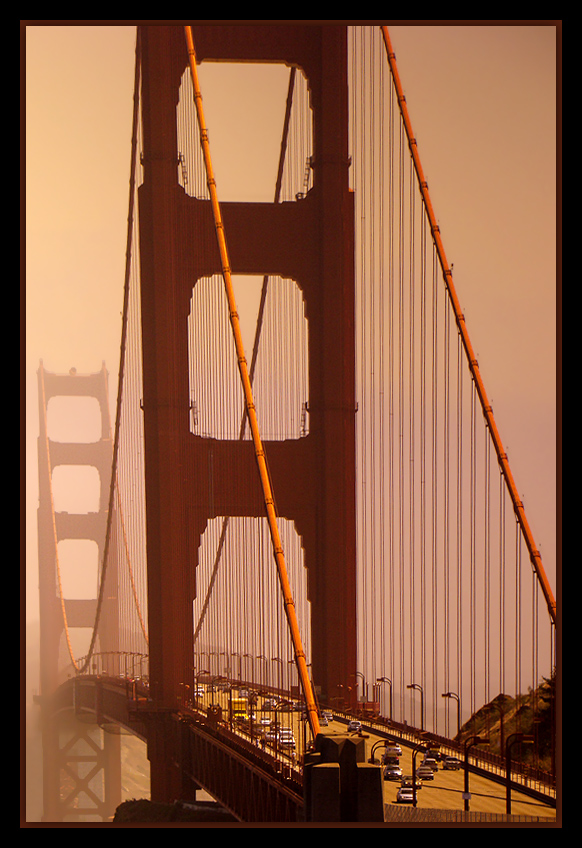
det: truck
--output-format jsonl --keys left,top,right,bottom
{"left": 355, "top": 701, "right": 380, "bottom": 719}
{"left": 230, "top": 697, "right": 249, "bottom": 723}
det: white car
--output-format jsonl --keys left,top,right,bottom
{"left": 347, "top": 720, "right": 362, "bottom": 733}
{"left": 416, "top": 765, "right": 434, "bottom": 781}
{"left": 396, "top": 786, "right": 414, "bottom": 803}
{"left": 277, "top": 731, "right": 296, "bottom": 749}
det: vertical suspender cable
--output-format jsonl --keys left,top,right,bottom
{"left": 46, "top": 33, "right": 144, "bottom": 674}
{"left": 380, "top": 26, "right": 555, "bottom": 627}
{"left": 192, "top": 67, "right": 296, "bottom": 644}
{"left": 184, "top": 26, "right": 320, "bottom": 740}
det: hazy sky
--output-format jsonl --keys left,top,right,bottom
{"left": 24, "top": 22, "right": 559, "bottom": 625}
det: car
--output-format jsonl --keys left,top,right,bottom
{"left": 442, "top": 756, "right": 461, "bottom": 770}
{"left": 423, "top": 756, "right": 439, "bottom": 771}
{"left": 322, "top": 711, "right": 333, "bottom": 722}
{"left": 348, "top": 720, "right": 362, "bottom": 733}
{"left": 416, "top": 765, "right": 434, "bottom": 780}
{"left": 396, "top": 786, "right": 415, "bottom": 803}
{"left": 401, "top": 775, "right": 422, "bottom": 790}
{"left": 277, "top": 730, "right": 296, "bottom": 749}
{"left": 384, "top": 743, "right": 403, "bottom": 757}
{"left": 383, "top": 765, "right": 403, "bottom": 781}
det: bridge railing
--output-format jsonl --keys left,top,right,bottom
{"left": 67, "top": 655, "right": 555, "bottom": 800}
{"left": 328, "top": 707, "right": 556, "bottom": 798}
{"left": 70, "top": 651, "right": 149, "bottom": 682}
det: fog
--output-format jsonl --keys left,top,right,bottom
{"left": 24, "top": 23, "right": 558, "bottom": 820}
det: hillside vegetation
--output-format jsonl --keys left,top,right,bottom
{"left": 455, "top": 673, "right": 556, "bottom": 773}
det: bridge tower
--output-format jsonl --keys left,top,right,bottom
{"left": 36, "top": 362, "right": 121, "bottom": 821}
{"left": 138, "top": 24, "right": 357, "bottom": 799}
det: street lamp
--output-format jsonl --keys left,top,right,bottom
{"left": 505, "top": 733, "right": 534, "bottom": 814}
{"left": 463, "top": 735, "right": 488, "bottom": 811}
{"left": 441, "top": 691, "right": 461, "bottom": 738}
{"left": 376, "top": 677, "right": 393, "bottom": 721}
{"left": 407, "top": 683, "right": 424, "bottom": 731}
{"left": 243, "top": 653, "right": 253, "bottom": 685}
{"left": 369, "top": 740, "right": 389, "bottom": 764}
{"left": 492, "top": 696, "right": 506, "bottom": 755}
{"left": 272, "top": 657, "right": 284, "bottom": 695}
{"left": 351, "top": 671, "right": 367, "bottom": 708}
{"left": 232, "top": 652, "right": 242, "bottom": 683}
{"left": 194, "top": 667, "right": 210, "bottom": 703}
{"left": 411, "top": 739, "right": 427, "bottom": 808}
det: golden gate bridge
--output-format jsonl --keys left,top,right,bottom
{"left": 32, "top": 23, "right": 558, "bottom": 823}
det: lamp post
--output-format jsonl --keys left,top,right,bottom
{"left": 411, "top": 740, "right": 427, "bottom": 808}
{"left": 369, "top": 740, "right": 388, "bottom": 764}
{"left": 272, "top": 657, "right": 283, "bottom": 696}
{"left": 352, "top": 671, "right": 367, "bottom": 709}
{"left": 243, "top": 653, "right": 253, "bottom": 686}
{"left": 194, "top": 667, "right": 209, "bottom": 706}
{"left": 376, "top": 677, "right": 393, "bottom": 721}
{"left": 336, "top": 683, "right": 350, "bottom": 711}
{"left": 232, "top": 652, "right": 242, "bottom": 684}
{"left": 492, "top": 696, "right": 506, "bottom": 756}
{"left": 407, "top": 683, "right": 424, "bottom": 731}
{"left": 441, "top": 691, "right": 461, "bottom": 738}
{"left": 505, "top": 733, "right": 534, "bottom": 814}
{"left": 463, "top": 735, "right": 488, "bottom": 811}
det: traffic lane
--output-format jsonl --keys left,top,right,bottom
{"left": 195, "top": 688, "right": 309, "bottom": 759}
{"left": 354, "top": 728, "right": 556, "bottom": 819}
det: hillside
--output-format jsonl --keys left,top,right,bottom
{"left": 455, "top": 673, "right": 556, "bottom": 772}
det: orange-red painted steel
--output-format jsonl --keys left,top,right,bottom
{"left": 381, "top": 26, "right": 556, "bottom": 626}
{"left": 184, "top": 24, "right": 320, "bottom": 742}
{"left": 137, "top": 24, "right": 357, "bottom": 801}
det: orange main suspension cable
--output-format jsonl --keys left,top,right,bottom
{"left": 184, "top": 26, "right": 320, "bottom": 740}
{"left": 380, "top": 26, "right": 556, "bottom": 626}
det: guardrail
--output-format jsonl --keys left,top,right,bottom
{"left": 67, "top": 661, "right": 555, "bottom": 802}
{"left": 329, "top": 709, "right": 556, "bottom": 804}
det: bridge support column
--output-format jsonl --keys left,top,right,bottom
{"left": 40, "top": 709, "right": 122, "bottom": 822}
{"left": 36, "top": 363, "right": 121, "bottom": 821}
{"left": 303, "top": 733, "right": 384, "bottom": 822}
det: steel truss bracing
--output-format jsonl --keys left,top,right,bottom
{"left": 35, "top": 23, "right": 557, "bottom": 822}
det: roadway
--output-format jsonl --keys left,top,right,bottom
{"left": 342, "top": 721, "right": 557, "bottom": 820}
{"left": 176, "top": 686, "right": 557, "bottom": 820}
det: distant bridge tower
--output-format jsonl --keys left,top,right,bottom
{"left": 138, "top": 24, "right": 357, "bottom": 798}
{"left": 37, "top": 362, "right": 121, "bottom": 821}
